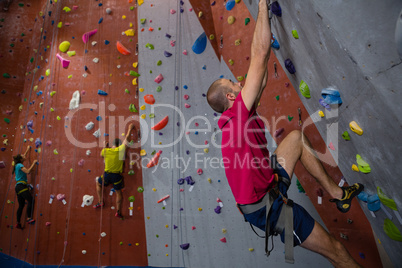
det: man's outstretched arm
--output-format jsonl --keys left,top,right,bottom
{"left": 241, "top": 0, "right": 271, "bottom": 111}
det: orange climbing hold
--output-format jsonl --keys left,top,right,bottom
{"left": 144, "top": 94, "right": 155, "bottom": 105}
{"left": 151, "top": 116, "right": 169, "bottom": 131}
{"left": 147, "top": 150, "right": 162, "bottom": 168}
{"left": 116, "top": 41, "right": 131, "bottom": 55}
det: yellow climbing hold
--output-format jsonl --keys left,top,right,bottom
{"left": 63, "top": 6, "right": 71, "bottom": 12}
{"left": 228, "top": 16, "right": 236, "bottom": 25}
{"left": 140, "top": 114, "right": 146, "bottom": 119}
{"left": 19, "top": 105, "right": 23, "bottom": 111}
{"left": 133, "top": 62, "right": 138, "bottom": 68}
{"left": 68, "top": 75, "right": 72, "bottom": 79}
{"left": 140, "top": 149, "right": 146, "bottom": 156}
{"left": 39, "top": 102, "right": 43, "bottom": 108}
{"left": 352, "top": 164, "right": 359, "bottom": 172}
{"left": 57, "top": 22, "right": 62, "bottom": 28}
{"left": 249, "top": 248, "right": 254, "bottom": 252}
{"left": 207, "top": 178, "right": 212, "bottom": 183}
{"left": 237, "top": 76, "right": 244, "bottom": 82}
{"left": 132, "top": 78, "right": 137, "bottom": 85}
{"left": 139, "top": 88, "right": 144, "bottom": 92}
{"left": 318, "top": 111, "right": 325, "bottom": 117}
{"left": 349, "top": 121, "right": 363, "bottom": 135}
{"left": 46, "top": 69, "right": 50, "bottom": 76}
{"left": 222, "top": 228, "right": 227, "bottom": 234}
{"left": 198, "top": 208, "right": 203, "bottom": 211}
{"left": 39, "top": 11, "right": 43, "bottom": 16}
{"left": 70, "top": 168, "right": 73, "bottom": 173}
{"left": 198, "top": 11, "right": 203, "bottom": 18}
{"left": 228, "top": 59, "right": 234, "bottom": 65}
{"left": 138, "top": 0, "right": 144, "bottom": 6}
{"left": 129, "top": 23, "right": 133, "bottom": 27}
{"left": 59, "top": 41, "right": 70, "bottom": 52}
{"left": 165, "top": 225, "right": 169, "bottom": 228}
{"left": 136, "top": 243, "right": 139, "bottom": 246}
{"left": 125, "top": 29, "right": 135, "bottom": 36}
{"left": 122, "top": 15, "right": 126, "bottom": 19}
{"left": 67, "top": 51, "right": 76, "bottom": 57}
{"left": 57, "top": 116, "right": 61, "bottom": 120}
{"left": 204, "top": 148, "right": 209, "bottom": 153}
{"left": 50, "top": 91, "right": 56, "bottom": 97}
{"left": 152, "top": 188, "right": 157, "bottom": 192}
{"left": 33, "top": 85, "right": 38, "bottom": 91}
{"left": 235, "top": 39, "right": 241, "bottom": 46}
{"left": 209, "top": 34, "right": 215, "bottom": 40}
{"left": 140, "top": 105, "right": 146, "bottom": 110}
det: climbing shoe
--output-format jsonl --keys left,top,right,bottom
{"left": 330, "top": 183, "right": 364, "bottom": 213}
{"left": 27, "top": 218, "right": 35, "bottom": 224}
{"left": 93, "top": 201, "right": 104, "bottom": 209}
{"left": 15, "top": 223, "right": 23, "bottom": 229}
{"left": 115, "top": 211, "right": 124, "bottom": 219}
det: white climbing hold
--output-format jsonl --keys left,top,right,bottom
{"left": 101, "top": 232, "right": 107, "bottom": 237}
{"left": 85, "top": 122, "right": 94, "bottom": 131}
{"left": 91, "top": 41, "right": 97, "bottom": 46}
{"left": 93, "top": 58, "right": 99, "bottom": 63}
{"left": 82, "top": 73, "right": 88, "bottom": 78}
{"left": 117, "top": 65, "right": 121, "bottom": 69}
{"left": 86, "top": 150, "right": 91, "bottom": 156}
{"left": 81, "top": 195, "right": 94, "bottom": 207}
{"left": 93, "top": 129, "right": 101, "bottom": 138}
{"left": 82, "top": 250, "right": 87, "bottom": 254}
{"left": 69, "top": 90, "right": 80, "bottom": 110}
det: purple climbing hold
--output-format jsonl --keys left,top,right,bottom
{"left": 175, "top": 86, "right": 179, "bottom": 90}
{"left": 214, "top": 206, "right": 221, "bottom": 214}
{"left": 186, "top": 150, "right": 190, "bottom": 155}
{"left": 174, "top": 225, "right": 178, "bottom": 229}
{"left": 202, "top": 93, "right": 206, "bottom": 97}
{"left": 284, "top": 59, "right": 296, "bottom": 74}
{"left": 271, "top": 1, "right": 282, "bottom": 17}
{"left": 319, "top": 98, "right": 331, "bottom": 111}
{"left": 180, "top": 243, "right": 190, "bottom": 250}
{"left": 1, "top": 148, "right": 6, "bottom": 152}
{"left": 165, "top": 33, "right": 171, "bottom": 39}
{"left": 185, "top": 176, "right": 195, "bottom": 185}
{"left": 211, "top": 1, "right": 216, "bottom": 6}
{"left": 35, "top": 138, "right": 42, "bottom": 148}
{"left": 177, "top": 178, "right": 185, "bottom": 185}
{"left": 164, "top": 51, "right": 172, "bottom": 57}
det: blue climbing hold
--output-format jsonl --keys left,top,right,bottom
{"left": 98, "top": 17, "right": 103, "bottom": 24}
{"left": 226, "top": 0, "right": 235, "bottom": 11}
{"left": 96, "top": 116, "right": 102, "bottom": 121}
{"left": 284, "top": 59, "right": 296, "bottom": 74}
{"left": 321, "top": 88, "right": 342, "bottom": 104}
{"left": 367, "top": 194, "right": 380, "bottom": 212}
{"left": 97, "top": 90, "right": 108, "bottom": 96}
{"left": 183, "top": 85, "right": 188, "bottom": 89}
{"left": 271, "top": 1, "right": 282, "bottom": 17}
{"left": 104, "top": 40, "right": 110, "bottom": 45}
{"left": 192, "top": 32, "right": 207, "bottom": 54}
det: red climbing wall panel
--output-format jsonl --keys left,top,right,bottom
{"left": 189, "top": 0, "right": 382, "bottom": 267}
{"left": 0, "top": 1, "right": 147, "bottom": 266}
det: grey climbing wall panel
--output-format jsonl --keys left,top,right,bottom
{"left": 244, "top": 0, "right": 402, "bottom": 266}
{"left": 138, "top": 0, "right": 331, "bottom": 267}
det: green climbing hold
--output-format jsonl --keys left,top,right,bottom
{"left": 130, "top": 6, "right": 134, "bottom": 10}
{"left": 245, "top": 18, "right": 250, "bottom": 25}
{"left": 275, "top": 95, "right": 279, "bottom": 101}
{"left": 128, "top": 196, "right": 135, "bottom": 202}
{"left": 129, "top": 70, "right": 140, "bottom": 77}
{"left": 149, "top": 70, "right": 152, "bottom": 74}
{"left": 342, "top": 131, "right": 350, "bottom": 141}
{"left": 145, "top": 43, "right": 154, "bottom": 50}
{"left": 129, "top": 104, "right": 138, "bottom": 113}
{"left": 46, "top": 69, "right": 50, "bottom": 76}
{"left": 57, "top": 116, "right": 61, "bottom": 120}
{"left": 125, "top": 89, "right": 130, "bottom": 94}
{"left": 21, "top": 33, "right": 25, "bottom": 36}
{"left": 157, "top": 60, "right": 162, "bottom": 66}
{"left": 128, "top": 170, "right": 134, "bottom": 175}
{"left": 30, "top": 57, "right": 34, "bottom": 63}
{"left": 383, "top": 218, "right": 402, "bottom": 241}
{"left": 299, "top": 80, "right": 311, "bottom": 98}
{"left": 50, "top": 91, "right": 56, "bottom": 97}
{"left": 158, "top": 27, "right": 161, "bottom": 30}
{"left": 18, "top": 3, "right": 24, "bottom": 7}
{"left": 377, "top": 187, "right": 397, "bottom": 211}
{"left": 4, "top": 118, "right": 10, "bottom": 124}
{"left": 140, "top": 19, "right": 146, "bottom": 24}
{"left": 156, "top": 86, "right": 162, "bottom": 92}
{"left": 10, "top": 43, "right": 14, "bottom": 47}
{"left": 288, "top": 115, "right": 294, "bottom": 122}
{"left": 119, "top": 242, "right": 123, "bottom": 245}
{"left": 296, "top": 179, "right": 305, "bottom": 193}
{"left": 137, "top": 186, "right": 144, "bottom": 193}
{"left": 3, "top": 73, "right": 10, "bottom": 78}
{"left": 356, "top": 154, "right": 371, "bottom": 173}
{"left": 149, "top": 113, "right": 155, "bottom": 118}
{"left": 292, "top": 30, "right": 299, "bottom": 39}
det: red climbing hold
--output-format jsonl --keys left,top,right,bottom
{"left": 220, "top": 237, "right": 227, "bottom": 243}
{"left": 151, "top": 116, "right": 169, "bottom": 131}
{"left": 116, "top": 41, "right": 131, "bottom": 55}
{"left": 144, "top": 94, "right": 155, "bottom": 105}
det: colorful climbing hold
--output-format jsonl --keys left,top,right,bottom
{"left": 356, "top": 154, "right": 371, "bottom": 173}
{"left": 299, "top": 80, "right": 310, "bottom": 98}
{"left": 292, "top": 30, "right": 299, "bottom": 39}
{"left": 59, "top": 41, "right": 70, "bottom": 52}
{"left": 192, "top": 32, "right": 207, "bottom": 54}
{"left": 342, "top": 131, "right": 350, "bottom": 141}
{"left": 228, "top": 16, "right": 235, "bottom": 25}
{"left": 151, "top": 116, "right": 169, "bottom": 131}
{"left": 116, "top": 41, "right": 131, "bottom": 55}
{"left": 349, "top": 121, "right": 363, "bottom": 135}
{"left": 144, "top": 95, "right": 155, "bottom": 105}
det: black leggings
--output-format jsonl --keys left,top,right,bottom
{"left": 15, "top": 184, "right": 34, "bottom": 223}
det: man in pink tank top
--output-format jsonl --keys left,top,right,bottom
{"left": 207, "top": 1, "right": 363, "bottom": 266}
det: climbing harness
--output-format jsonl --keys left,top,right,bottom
{"left": 236, "top": 154, "right": 295, "bottom": 264}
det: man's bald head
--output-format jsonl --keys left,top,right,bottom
{"left": 207, "top": 79, "right": 233, "bottom": 113}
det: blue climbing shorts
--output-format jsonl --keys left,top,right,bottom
{"left": 98, "top": 172, "right": 124, "bottom": 191}
{"left": 243, "top": 164, "right": 315, "bottom": 246}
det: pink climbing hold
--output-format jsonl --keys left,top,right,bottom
{"left": 6, "top": 110, "right": 12, "bottom": 115}
{"left": 220, "top": 237, "right": 227, "bottom": 243}
{"left": 197, "top": 168, "right": 203, "bottom": 175}
{"left": 205, "top": 141, "right": 208, "bottom": 145}
{"left": 179, "top": 189, "right": 184, "bottom": 192}
{"left": 46, "top": 222, "right": 51, "bottom": 226}
{"left": 81, "top": 90, "right": 86, "bottom": 95}
{"left": 170, "top": 40, "right": 175, "bottom": 47}
{"left": 154, "top": 74, "right": 164, "bottom": 84}
{"left": 195, "top": 122, "right": 199, "bottom": 127}
{"left": 185, "top": 103, "right": 191, "bottom": 108}
{"left": 183, "top": 94, "right": 189, "bottom": 100}
{"left": 170, "top": 9, "right": 176, "bottom": 14}
{"left": 192, "top": 226, "right": 196, "bottom": 230}
{"left": 328, "top": 142, "right": 335, "bottom": 150}
{"left": 46, "top": 141, "right": 52, "bottom": 146}
{"left": 78, "top": 159, "right": 84, "bottom": 166}
{"left": 82, "top": 29, "right": 98, "bottom": 44}
{"left": 182, "top": 50, "right": 188, "bottom": 55}
{"left": 57, "top": 194, "right": 66, "bottom": 201}
{"left": 56, "top": 53, "right": 70, "bottom": 68}
{"left": 285, "top": 82, "right": 290, "bottom": 87}
{"left": 189, "top": 8, "right": 193, "bottom": 12}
